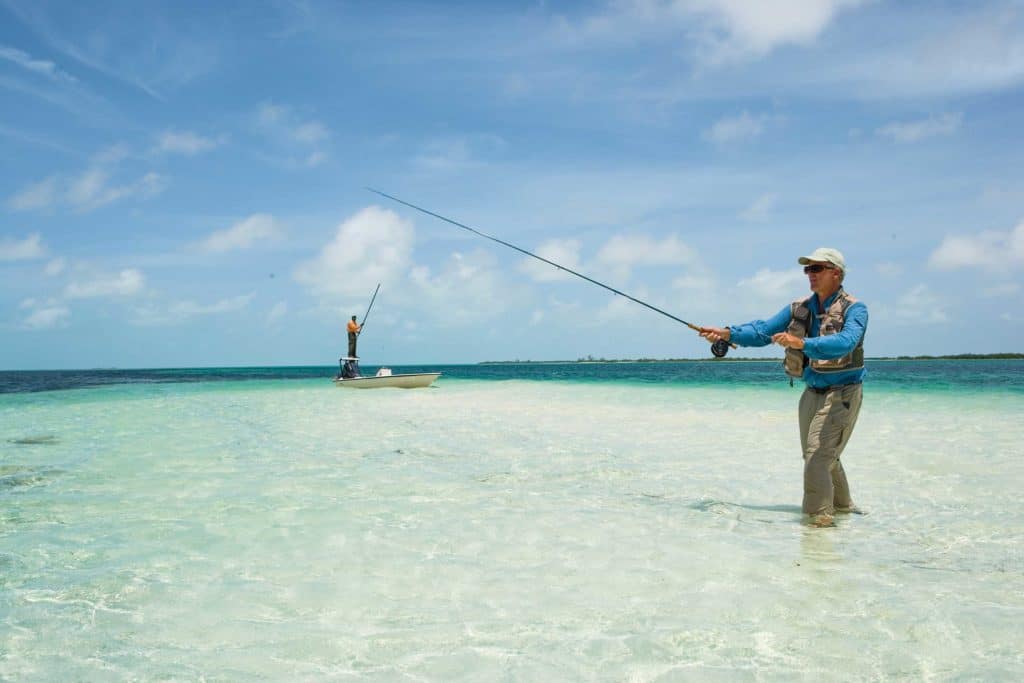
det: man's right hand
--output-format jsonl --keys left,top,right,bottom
{"left": 698, "top": 326, "right": 731, "bottom": 343}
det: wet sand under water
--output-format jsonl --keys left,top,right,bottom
{"left": 1, "top": 377, "right": 1022, "bottom": 679}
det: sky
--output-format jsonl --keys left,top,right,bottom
{"left": 1, "top": 0, "right": 1023, "bottom": 369}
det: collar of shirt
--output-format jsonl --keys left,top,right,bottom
{"left": 812, "top": 288, "right": 842, "bottom": 315}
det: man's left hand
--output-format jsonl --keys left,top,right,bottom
{"left": 771, "top": 332, "right": 804, "bottom": 350}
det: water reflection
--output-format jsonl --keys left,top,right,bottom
{"left": 799, "top": 525, "right": 841, "bottom": 564}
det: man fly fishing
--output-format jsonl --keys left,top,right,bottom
{"left": 699, "top": 248, "right": 868, "bottom": 528}
{"left": 366, "top": 191, "right": 866, "bottom": 527}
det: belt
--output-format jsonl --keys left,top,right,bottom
{"left": 807, "top": 383, "right": 859, "bottom": 395}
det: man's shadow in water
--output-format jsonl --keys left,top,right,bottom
{"left": 685, "top": 498, "right": 802, "bottom": 514}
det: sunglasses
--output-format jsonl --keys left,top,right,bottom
{"left": 803, "top": 264, "right": 834, "bottom": 274}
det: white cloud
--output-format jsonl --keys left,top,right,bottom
{"left": 520, "top": 239, "right": 582, "bottom": 282}
{"left": 292, "top": 122, "right": 329, "bottom": 144}
{"left": 258, "top": 102, "right": 287, "bottom": 126}
{"left": 671, "top": 272, "right": 717, "bottom": 296}
{"left": 132, "top": 294, "right": 254, "bottom": 326}
{"left": 929, "top": 220, "right": 1024, "bottom": 270}
{"left": 929, "top": 234, "right": 995, "bottom": 269}
{"left": 887, "top": 284, "right": 949, "bottom": 325}
{"left": 501, "top": 73, "right": 532, "bottom": 99}
{"left": 667, "top": 267, "right": 722, "bottom": 319}
{"left": 255, "top": 102, "right": 331, "bottom": 168}
{"left": 7, "top": 176, "right": 59, "bottom": 211}
{"left": 65, "top": 268, "right": 145, "bottom": 299}
{"left": 595, "top": 288, "right": 647, "bottom": 323}
{"left": 2, "top": 0, "right": 224, "bottom": 100}
{"left": 0, "top": 233, "right": 47, "bottom": 261}
{"left": 704, "top": 111, "right": 766, "bottom": 144}
{"left": 981, "top": 184, "right": 1024, "bottom": 204}
{"left": 413, "top": 134, "right": 507, "bottom": 171}
{"left": 591, "top": 281, "right": 700, "bottom": 327}
{"left": 9, "top": 169, "right": 166, "bottom": 213}
{"left": 736, "top": 268, "right": 806, "bottom": 301}
{"left": 875, "top": 262, "right": 900, "bottom": 277}
{"left": 739, "top": 192, "right": 778, "bottom": 221}
{"left": 304, "top": 151, "right": 327, "bottom": 168}
{"left": 44, "top": 257, "right": 66, "bottom": 276}
{"left": 0, "top": 45, "right": 77, "bottom": 82}
{"left": 267, "top": 301, "right": 287, "bottom": 323}
{"left": 67, "top": 169, "right": 110, "bottom": 207}
{"left": 844, "top": 10, "right": 1024, "bottom": 98}
{"left": 686, "top": 0, "right": 866, "bottom": 65}
{"left": 0, "top": 123, "right": 74, "bottom": 154}
{"left": 94, "top": 143, "right": 131, "bottom": 164}
{"left": 154, "top": 129, "right": 222, "bottom": 155}
{"left": 170, "top": 294, "right": 252, "bottom": 316}
{"left": 294, "top": 206, "right": 415, "bottom": 299}
{"left": 595, "top": 233, "right": 696, "bottom": 281}
{"left": 876, "top": 112, "right": 962, "bottom": 143}
{"left": 67, "top": 169, "right": 166, "bottom": 211}
{"left": 565, "top": 0, "right": 864, "bottom": 65}
{"left": 21, "top": 304, "right": 70, "bottom": 330}
{"left": 552, "top": 4, "right": 1021, "bottom": 102}
{"left": 199, "top": 214, "right": 285, "bottom": 253}
{"left": 407, "top": 250, "right": 512, "bottom": 325}
{"left": 981, "top": 283, "right": 1020, "bottom": 298}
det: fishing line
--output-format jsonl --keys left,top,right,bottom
{"left": 367, "top": 188, "right": 734, "bottom": 357}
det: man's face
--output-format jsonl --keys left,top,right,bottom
{"left": 803, "top": 260, "right": 841, "bottom": 295}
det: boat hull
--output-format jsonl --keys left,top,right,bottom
{"left": 333, "top": 372, "right": 441, "bottom": 389}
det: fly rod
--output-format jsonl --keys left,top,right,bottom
{"left": 366, "top": 188, "right": 735, "bottom": 357}
{"left": 359, "top": 283, "right": 381, "bottom": 335}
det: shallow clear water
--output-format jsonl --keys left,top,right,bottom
{"left": 2, "top": 363, "right": 1023, "bottom": 680}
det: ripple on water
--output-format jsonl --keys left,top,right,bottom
{"left": 0, "top": 465, "right": 62, "bottom": 491}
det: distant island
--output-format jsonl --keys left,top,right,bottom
{"left": 479, "top": 353, "right": 1024, "bottom": 364}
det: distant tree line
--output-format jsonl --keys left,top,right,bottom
{"left": 872, "top": 353, "right": 1024, "bottom": 360}
{"left": 478, "top": 353, "right": 1024, "bottom": 364}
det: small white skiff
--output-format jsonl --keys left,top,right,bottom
{"left": 333, "top": 372, "right": 440, "bottom": 389}
{"left": 334, "top": 357, "right": 439, "bottom": 389}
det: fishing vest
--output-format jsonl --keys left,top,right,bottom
{"left": 783, "top": 289, "right": 864, "bottom": 378}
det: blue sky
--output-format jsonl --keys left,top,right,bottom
{"left": 1, "top": 0, "right": 1022, "bottom": 369}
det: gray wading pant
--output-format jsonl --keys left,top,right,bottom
{"left": 798, "top": 383, "right": 863, "bottom": 516}
{"left": 348, "top": 332, "right": 358, "bottom": 358}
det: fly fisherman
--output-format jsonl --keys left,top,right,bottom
{"left": 347, "top": 315, "right": 362, "bottom": 358}
{"left": 699, "top": 248, "right": 868, "bottom": 528}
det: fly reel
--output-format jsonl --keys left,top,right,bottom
{"left": 710, "top": 339, "right": 730, "bottom": 358}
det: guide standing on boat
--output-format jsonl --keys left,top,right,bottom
{"left": 347, "top": 315, "right": 361, "bottom": 358}
{"left": 698, "top": 248, "right": 868, "bottom": 528}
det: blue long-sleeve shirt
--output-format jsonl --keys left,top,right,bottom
{"left": 728, "top": 291, "right": 868, "bottom": 389}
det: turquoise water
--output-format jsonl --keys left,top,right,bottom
{"left": 5, "top": 359, "right": 1023, "bottom": 393}
{"left": 2, "top": 362, "right": 1023, "bottom": 679}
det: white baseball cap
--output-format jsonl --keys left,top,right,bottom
{"left": 798, "top": 247, "right": 846, "bottom": 272}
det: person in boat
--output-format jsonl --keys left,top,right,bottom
{"left": 698, "top": 248, "right": 868, "bottom": 528}
{"left": 347, "top": 315, "right": 362, "bottom": 358}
